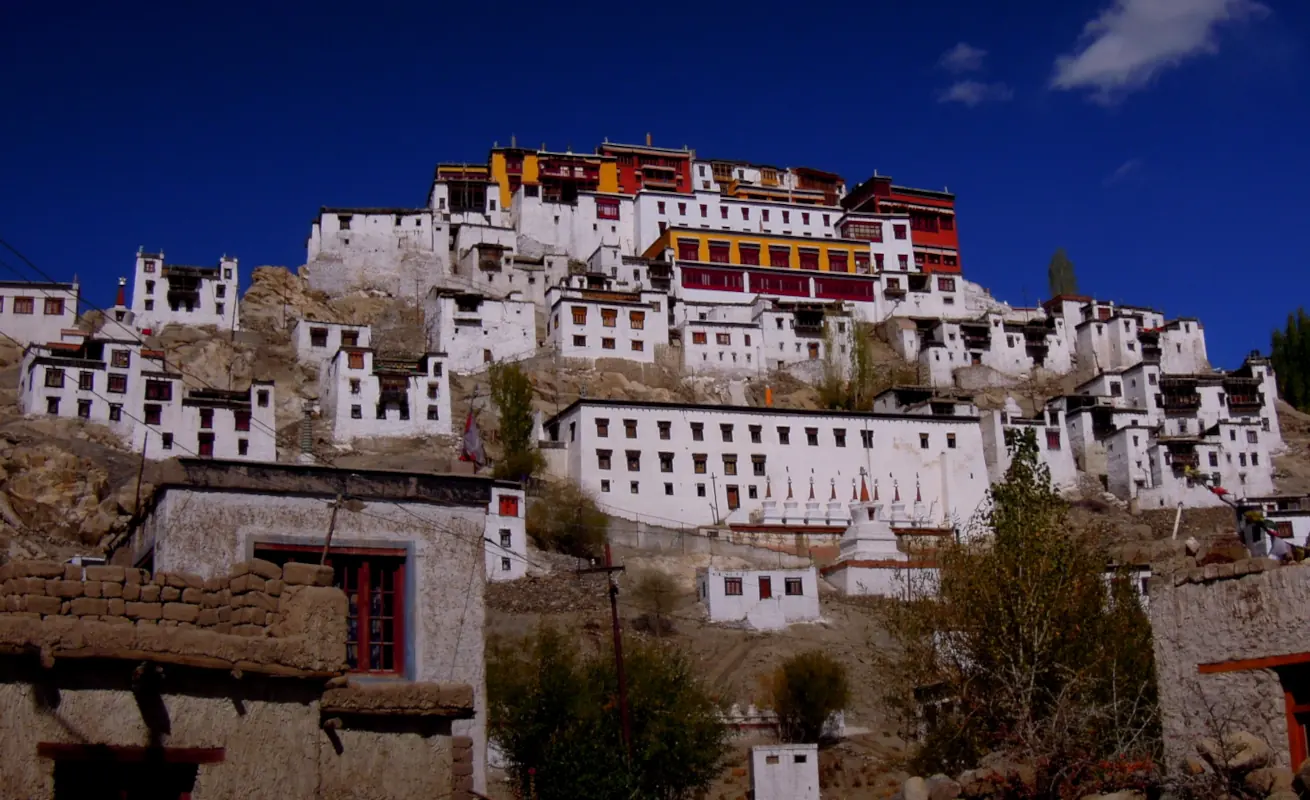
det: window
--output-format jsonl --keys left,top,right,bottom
{"left": 1248, "top": 430, "right": 1259, "bottom": 444}
{"left": 696, "top": 483, "right": 706, "bottom": 497}
{"left": 45, "top": 396, "right": 60, "bottom": 415}
{"left": 801, "top": 212, "right": 810, "bottom": 225}
{"left": 660, "top": 452, "right": 674, "bottom": 473}
{"left": 623, "top": 419, "right": 638, "bottom": 438}
{"left": 630, "top": 481, "right": 640, "bottom": 494}
{"left": 631, "top": 340, "right": 644, "bottom": 352}
{"left": 76, "top": 399, "right": 91, "bottom": 418}
{"left": 44, "top": 298, "right": 64, "bottom": 315}
{"left": 938, "top": 278, "right": 956, "bottom": 292}
{"left": 1240, "top": 453, "right": 1248, "bottom": 467}
{"left": 894, "top": 225, "right": 907, "bottom": 240}
{"left": 861, "top": 430, "right": 873, "bottom": 448}
{"left": 351, "top": 404, "right": 362, "bottom": 419}
{"left": 310, "top": 327, "right": 329, "bottom": 347}
{"left": 199, "top": 408, "right": 213, "bottom": 429}
{"left": 1209, "top": 452, "right": 1219, "bottom": 467}
{"left": 238, "top": 438, "right": 249, "bottom": 456}
{"left": 601, "top": 309, "right": 617, "bottom": 328}
{"left": 947, "top": 432, "right": 957, "bottom": 449}
{"left": 257, "top": 389, "right": 270, "bottom": 408}
{"left": 653, "top": 420, "right": 671, "bottom": 441}
{"left": 13, "top": 296, "right": 33, "bottom": 315}
{"left": 110, "top": 349, "right": 130, "bottom": 369}
{"left": 602, "top": 338, "right": 616, "bottom": 350}
{"left": 798, "top": 250, "right": 819, "bottom": 271}
{"left": 234, "top": 410, "right": 251, "bottom": 431}
{"left": 806, "top": 428, "right": 819, "bottom": 446}
{"left": 499, "top": 495, "right": 520, "bottom": 516}
{"left": 601, "top": 479, "right": 611, "bottom": 493}
{"left": 920, "top": 432, "right": 930, "bottom": 449}
{"left": 573, "top": 335, "right": 586, "bottom": 347}
{"left": 719, "top": 206, "right": 728, "bottom": 219}
{"left": 752, "top": 454, "right": 766, "bottom": 476}
{"left": 747, "top": 425, "right": 762, "bottom": 444}
{"left": 1047, "top": 430, "right": 1061, "bottom": 450}
{"left": 794, "top": 754, "right": 808, "bottom": 764}
{"left": 347, "top": 352, "right": 365, "bottom": 369}
{"left": 722, "top": 455, "right": 737, "bottom": 476}
{"left": 144, "top": 300, "right": 154, "bottom": 310}
{"left": 156, "top": 432, "right": 171, "bottom": 450}
{"left": 597, "top": 199, "right": 620, "bottom": 220}
{"left": 691, "top": 330, "right": 707, "bottom": 345}
{"left": 693, "top": 454, "right": 707, "bottom": 474}
{"left": 777, "top": 426, "right": 790, "bottom": 445}
{"left": 1253, "top": 453, "right": 1260, "bottom": 466}
{"left": 834, "top": 429, "right": 846, "bottom": 448}
{"left": 769, "top": 246, "right": 790, "bottom": 268}
{"left": 691, "top": 422, "right": 704, "bottom": 441}
{"left": 715, "top": 332, "right": 731, "bottom": 346}
{"left": 708, "top": 242, "right": 730, "bottom": 263}
{"left": 572, "top": 306, "right": 587, "bottom": 325}
{"left": 724, "top": 577, "right": 743, "bottom": 596}
{"left": 630, "top": 310, "right": 645, "bottom": 330}
{"left": 216, "top": 303, "right": 225, "bottom": 316}
{"left": 198, "top": 433, "right": 215, "bottom": 458}
{"left": 44, "top": 367, "right": 64, "bottom": 388}
{"left": 766, "top": 755, "right": 780, "bottom": 765}
{"left": 339, "top": 215, "right": 352, "bottom": 230}
{"left": 216, "top": 284, "right": 226, "bottom": 298}
{"left": 596, "top": 418, "right": 610, "bottom": 437}
{"left": 627, "top": 450, "right": 641, "bottom": 471}
{"left": 677, "top": 239, "right": 700, "bottom": 261}
{"left": 829, "top": 251, "right": 849, "bottom": 273}
{"left": 350, "top": 379, "right": 361, "bottom": 395}
{"left": 255, "top": 546, "right": 405, "bottom": 674}
{"left": 699, "top": 204, "right": 707, "bottom": 217}
{"left": 108, "top": 403, "right": 121, "bottom": 422}
{"left": 424, "top": 382, "right": 439, "bottom": 400}
{"left": 785, "top": 578, "right": 803, "bottom": 596}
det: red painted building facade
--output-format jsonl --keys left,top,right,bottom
{"left": 843, "top": 175, "right": 960, "bottom": 274}
{"left": 598, "top": 141, "right": 693, "bottom": 195}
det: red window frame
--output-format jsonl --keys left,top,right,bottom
{"left": 677, "top": 239, "right": 700, "bottom": 261}
{"left": 234, "top": 410, "right": 251, "bottom": 432}
{"left": 828, "top": 252, "right": 849, "bottom": 273}
{"left": 347, "top": 352, "right": 365, "bottom": 369}
{"left": 596, "top": 199, "right": 620, "bottom": 220}
{"left": 855, "top": 253, "right": 870, "bottom": 273}
{"left": 708, "top": 242, "right": 731, "bottom": 264}
{"left": 44, "top": 297, "right": 64, "bottom": 315}
{"left": 894, "top": 224, "right": 907, "bottom": 240}
{"left": 499, "top": 495, "right": 520, "bottom": 516}
{"left": 13, "top": 296, "right": 33, "bottom": 315}
{"left": 199, "top": 408, "right": 214, "bottom": 429}
{"left": 739, "top": 244, "right": 761, "bottom": 266}
{"left": 255, "top": 543, "right": 407, "bottom": 675}
{"left": 759, "top": 576, "right": 772, "bottom": 599}
{"left": 198, "top": 433, "right": 214, "bottom": 457}
{"left": 768, "top": 247, "right": 790, "bottom": 268}
{"left": 798, "top": 250, "right": 820, "bottom": 271}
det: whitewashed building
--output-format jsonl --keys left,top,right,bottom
{"left": 0, "top": 280, "right": 79, "bottom": 346}
{"left": 320, "top": 347, "right": 451, "bottom": 442}
{"left": 290, "top": 319, "right": 371, "bottom": 368}
{"left": 423, "top": 289, "right": 536, "bottom": 374}
{"left": 130, "top": 249, "right": 239, "bottom": 333}
{"left": 484, "top": 485, "right": 528, "bottom": 582}
{"left": 822, "top": 472, "right": 944, "bottom": 598}
{"left": 696, "top": 566, "right": 819, "bottom": 630}
{"left": 304, "top": 208, "right": 447, "bottom": 296}
{"left": 675, "top": 297, "right": 855, "bottom": 376}
{"left": 544, "top": 284, "right": 667, "bottom": 364}
{"left": 540, "top": 398, "right": 990, "bottom": 529}
{"left": 980, "top": 398, "right": 1079, "bottom": 492}
{"left": 750, "top": 744, "right": 819, "bottom": 800}
{"left": 17, "top": 331, "right": 276, "bottom": 460}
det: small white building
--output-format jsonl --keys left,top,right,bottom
{"left": 750, "top": 744, "right": 819, "bottom": 800}
{"left": 484, "top": 484, "right": 528, "bottom": 582}
{"left": 0, "top": 280, "right": 79, "bottom": 346}
{"left": 544, "top": 284, "right": 667, "bottom": 363}
{"left": 696, "top": 567, "right": 819, "bottom": 631}
{"left": 290, "top": 319, "right": 371, "bottom": 368}
{"left": 130, "top": 249, "right": 239, "bottom": 334}
{"left": 423, "top": 289, "right": 536, "bottom": 374}
{"left": 17, "top": 331, "right": 276, "bottom": 460}
{"left": 320, "top": 347, "right": 451, "bottom": 442}
{"left": 980, "top": 399, "right": 1079, "bottom": 492}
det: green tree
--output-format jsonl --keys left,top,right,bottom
{"left": 631, "top": 569, "right": 680, "bottom": 636}
{"left": 815, "top": 322, "right": 913, "bottom": 411}
{"left": 489, "top": 361, "right": 543, "bottom": 481}
{"left": 488, "top": 626, "right": 731, "bottom": 800}
{"left": 1047, "top": 248, "right": 1079, "bottom": 297}
{"left": 879, "top": 429, "right": 1158, "bottom": 790}
{"left": 769, "top": 650, "right": 851, "bottom": 743}
{"left": 525, "top": 480, "right": 608, "bottom": 557}
{"left": 1272, "top": 309, "right": 1310, "bottom": 411}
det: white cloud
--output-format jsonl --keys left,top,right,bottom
{"left": 1104, "top": 158, "right": 1144, "bottom": 185}
{"left": 939, "top": 42, "right": 987, "bottom": 73}
{"left": 938, "top": 80, "right": 1015, "bottom": 107}
{"left": 1052, "top": 0, "right": 1267, "bottom": 102}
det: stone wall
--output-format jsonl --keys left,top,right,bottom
{"left": 1151, "top": 558, "right": 1310, "bottom": 771}
{"left": 2, "top": 558, "right": 333, "bottom": 641}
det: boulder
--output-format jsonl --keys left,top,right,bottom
{"left": 902, "top": 776, "right": 929, "bottom": 800}
{"left": 926, "top": 773, "right": 962, "bottom": 800}
{"left": 1198, "top": 731, "right": 1272, "bottom": 772}
{"left": 1245, "top": 767, "right": 1293, "bottom": 795}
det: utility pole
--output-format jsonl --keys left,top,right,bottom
{"left": 577, "top": 542, "right": 632, "bottom": 762}
{"left": 132, "top": 436, "right": 149, "bottom": 518}
{"left": 320, "top": 493, "right": 344, "bottom": 565}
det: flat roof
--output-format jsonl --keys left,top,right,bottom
{"left": 158, "top": 459, "right": 518, "bottom": 506}
{"left": 544, "top": 397, "right": 980, "bottom": 429}
{"left": 0, "top": 280, "right": 76, "bottom": 290}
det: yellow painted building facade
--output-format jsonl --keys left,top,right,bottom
{"left": 641, "top": 227, "right": 871, "bottom": 273}
{"left": 490, "top": 149, "right": 619, "bottom": 208}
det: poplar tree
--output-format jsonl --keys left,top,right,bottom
{"left": 1272, "top": 310, "right": 1310, "bottom": 411}
{"left": 1047, "top": 248, "right": 1079, "bottom": 297}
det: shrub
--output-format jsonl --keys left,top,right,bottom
{"left": 769, "top": 649, "right": 850, "bottom": 743}
{"left": 630, "top": 570, "right": 680, "bottom": 636}
{"left": 526, "top": 480, "right": 608, "bottom": 557}
{"left": 489, "top": 361, "right": 543, "bottom": 481}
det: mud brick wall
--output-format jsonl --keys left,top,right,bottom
{"left": 0, "top": 557, "right": 334, "bottom": 637}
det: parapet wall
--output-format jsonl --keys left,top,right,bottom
{"left": 0, "top": 558, "right": 347, "bottom": 676}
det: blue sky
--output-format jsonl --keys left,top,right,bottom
{"left": 1, "top": 0, "right": 1304, "bottom": 368}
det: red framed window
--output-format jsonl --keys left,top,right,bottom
{"left": 855, "top": 253, "right": 870, "bottom": 273}
{"left": 768, "top": 247, "right": 790, "bottom": 268}
{"left": 234, "top": 410, "right": 251, "bottom": 432}
{"left": 941, "top": 215, "right": 955, "bottom": 231}
{"left": 708, "top": 242, "right": 731, "bottom": 263}
{"left": 894, "top": 224, "right": 907, "bottom": 240}
{"left": 741, "top": 207, "right": 750, "bottom": 220}
{"left": 938, "top": 277, "right": 957, "bottom": 292}
{"left": 719, "top": 206, "right": 728, "bottom": 219}
{"left": 898, "top": 254, "right": 909, "bottom": 269}
{"left": 44, "top": 298, "right": 64, "bottom": 315}
{"left": 1047, "top": 430, "right": 1061, "bottom": 450}
{"left": 739, "top": 245, "right": 761, "bottom": 266}
{"left": 828, "top": 252, "right": 849, "bottom": 273}
{"left": 347, "top": 351, "right": 365, "bottom": 369}
{"left": 798, "top": 250, "right": 820, "bottom": 271}
{"left": 198, "top": 433, "right": 214, "bottom": 457}
{"left": 875, "top": 253, "right": 885, "bottom": 270}
{"left": 145, "top": 379, "right": 172, "bottom": 402}
{"left": 199, "top": 408, "right": 213, "bottom": 429}
{"left": 782, "top": 210, "right": 790, "bottom": 224}
{"left": 499, "top": 494, "right": 520, "bottom": 516}
{"left": 255, "top": 544, "right": 406, "bottom": 675}
{"left": 596, "top": 199, "right": 620, "bottom": 220}
{"left": 677, "top": 239, "right": 700, "bottom": 261}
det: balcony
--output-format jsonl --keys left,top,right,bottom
{"left": 1168, "top": 451, "right": 1200, "bottom": 469}
{"left": 1161, "top": 393, "right": 1201, "bottom": 411}
{"left": 1227, "top": 394, "right": 1264, "bottom": 413}
{"left": 883, "top": 283, "right": 907, "bottom": 298}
